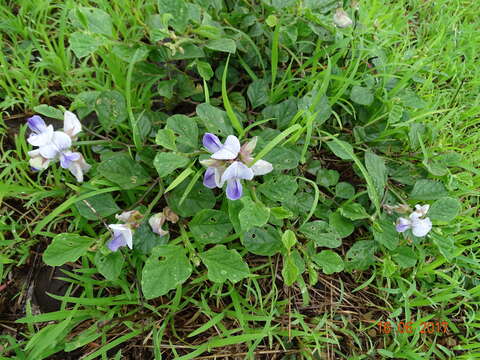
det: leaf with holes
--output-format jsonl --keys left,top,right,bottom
{"left": 95, "top": 90, "right": 127, "bottom": 130}
{"left": 196, "top": 103, "right": 233, "bottom": 136}
{"left": 239, "top": 198, "right": 270, "bottom": 232}
{"left": 200, "top": 245, "right": 250, "bottom": 283}
{"left": 190, "top": 209, "right": 233, "bottom": 244}
{"left": 166, "top": 115, "right": 198, "bottom": 152}
{"left": 263, "top": 147, "right": 301, "bottom": 171}
{"left": 98, "top": 153, "right": 151, "bottom": 189}
{"left": 258, "top": 175, "right": 298, "bottom": 202}
{"left": 299, "top": 221, "right": 341, "bottom": 248}
{"left": 345, "top": 240, "right": 377, "bottom": 271}
{"left": 43, "top": 234, "right": 95, "bottom": 267}
{"left": 141, "top": 245, "right": 192, "bottom": 299}
{"left": 75, "top": 193, "right": 120, "bottom": 220}
{"left": 242, "top": 225, "right": 283, "bottom": 256}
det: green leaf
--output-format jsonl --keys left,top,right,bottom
{"left": 133, "top": 222, "right": 168, "bottom": 255}
{"left": 200, "top": 245, "right": 250, "bottom": 283}
{"left": 365, "top": 150, "right": 387, "bottom": 199}
{"left": 282, "top": 255, "right": 299, "bottom": 286}
{"left": 196, "top": 60, "right": 214, "bottom": 80}
{"left": 299, "top": 221, "right": 341, "bottom": 248}
{"left": 75, "top": 193, "right": 120, "bottom": 220}
{"left": 316, "top": 169, "right": 340, "bottom": 187}
{"left": 166, "top": 114, "right": 198, "bottom": 152}
{"left": 155, "top": 129, "right": 177, "bottom": 151}
{"left": 350, "top": 85, "right": 374, "bottom": 106}
{"left": 95, "top": 90, "right": 128, "bottom": 129}
{"left": 431, "top": 233, "right": 456, "bottom": 261}
{"left": 313, "top": 250, "right": 344, "bottom": 275}
{"left": 205, "top": 38, "right": 236, "bottom": 53}
{"left": 258, "top": 175, "right": 298, "bottom": 202}
{"left": 373, "top": 217, "right": 399, "bottom": 250}
{"left": 196, "top": 103, "right": 233, "bottom": 137}
{"left": 335, "top": 182, "right": 355, "bottom": 199}
{"left": 98, "top": 153, "right": 151, "bottom": 189}
{"left": 74, "top": 7, "right": 113, "bottom": 36}
{"left": 392, "top": 246, "right": 417, "bottom": 268}
{"left": 69, "top": 31, "right": 103, "bottom": 58}
{"left": 190, "top": 209, "right": 233, "bottom": 244}
{"left": 238, "top": 198, "right": 270, "bottom": 232}
{"left": 43, "top": 234, "right": 95, "bottom": 267}
{"left": 262, "top": 98, "right": 298, "bottom": 129}
{"left": 112, "top": 44, "right": 149, "bottom": 62}
{"left": 282, "top": 230, "right": 297, "bottom": 251}
{"left": 141, "top": 245, "right": 192, "bottom": 299}
{"left": 345, "top": 240, "right": 376, "bottom": 271}
{"left": 94, "top": 252, "right": 124, "bottom": 280}
{"left": 329, "top": 211, "right": 354, "bottom": 238}
{"left": 153, "top": 152, "right": 190, "bottom": 177}
{"left": 410, "top": 180, "right": 448, "bottom": 200}
{"left": 339, "top": 203, "right": 370, "bottom": 220}
{"left": 271, "top": 206, "right": 294, "bottom": 219}
{"left": 326, "top": 140, "right": 354, "bottom": 160}
{"left": 428, "top": 197, "right": 461, "bottom": 222}
{"left": 167, "top": 181, "right": 216, "bottom": 217}
{"left": 33, "top": 105, "right": 64, "bottom": 120}
{"left": 242, "top": 225, "right": 283, "bottom": 256}
{"left": 247, "top": 78, "right": 269, "bottom": 108}
{"left": 158, "top": 80, "right": 176, "bottom": 98}
{"left": 157, "top": 0, "right": 189, "bottom": 33}
{"left": 263, "top": 146, "right": 301, "bottom": 171}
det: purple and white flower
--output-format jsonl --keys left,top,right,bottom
{"left": 201, "top": 133, "right": 273, "bottom": 200}
{"left": 395, "top": 204, "right": 432, "bottom": 237}
{"left": 26, "top": 112, "right": 90, "bottom": 182}
{"left": 107, "top": 224, "right": 133, "bottom": 252}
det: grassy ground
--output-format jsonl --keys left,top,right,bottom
{"left": 1, "top": 0, "right": 479, "bottom": 359}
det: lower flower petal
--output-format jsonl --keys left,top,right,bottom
{"left": 203, "top": 167, "right": 217, "bottom": 188}
{"left": 226, "top": 179, "right": 242, "bottom": 200}
{"left": 107, "top": 233, "right": 126, "bottom": 251}
{"left": 60, "top": 151, "right": 81, "bottom": 169}
{"left": 412, "top": 217, "right": 432, "bottom": 237}
{"left": 251, "top": 159, "right": 273, "bottom": 176}
{"left": 395, "top": 217, "right": 411, "bottom": 233}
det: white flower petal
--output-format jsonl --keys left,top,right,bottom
{"left": 411, "top": 217, "right": 432, "bottom": 237}
{"left": 250, "top": 159, "right": 273, "bottom": 176}
{"left": 27, "top": 125, "right": 54, "bottom": 147}
{"left": 414, "top": 204, "right": 430, "bottom": 217}
{"left": 221, "top": 161, "right": 254, "bottom": 183}
{"left": 109, "top": 224, "right": 133, "bottom": 249}
{"left": 211, "top": 135, "right": 240, "bottom": 160}
{"left": 64, "top": 111, "right": 82, "bottom": 138}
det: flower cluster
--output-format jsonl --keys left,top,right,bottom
{"left": 200, "top": 133, "right": 273, "bottom": 200}
{"left": 107, "top": 208, "right": 178, "bottom": 252}
{"left": 395, "top": 204, "right": 432, "bottom": 237}
{"left": 26, "top": 112, "right": 90, "bottom": 182}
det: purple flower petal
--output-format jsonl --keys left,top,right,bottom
{"left": 203, "top": 133, "right": 222, "bottom": 153}
{"left": 203, "top": 167, "right": 217, "bottom": 189}
{"left": 27, "top": 115, "right": 47, "bottom": 133}
{"left": 107, "top": 233, "right": 126, "bottom": 251}
{"left": 226, "top": 179, "right": 242, "bottom": 200}
{"left": 395, "top": 217, "right": 411, "bottom": 233}
{"left": 60, "top": 151, "right": 81, "bottom": 169}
